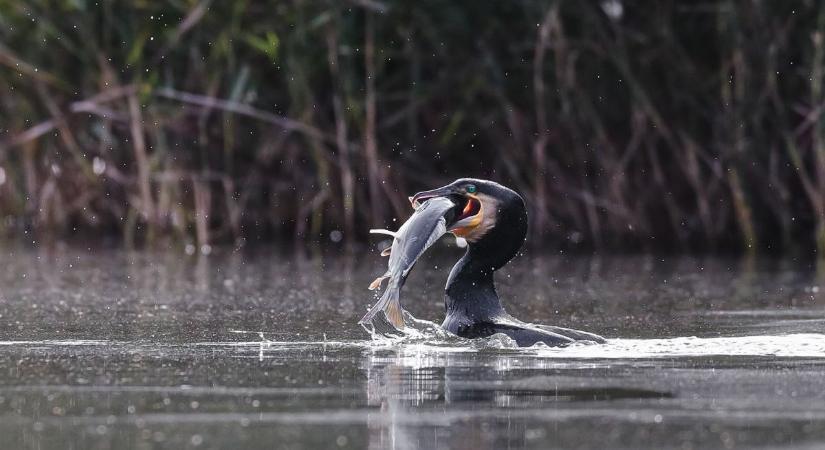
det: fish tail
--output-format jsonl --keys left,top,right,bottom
{"left": 359, "top": 279, "right": 404, "bottom": 329}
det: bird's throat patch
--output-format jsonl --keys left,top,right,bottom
{"left": 451, "top": 193, "right": 498, "bottom": 242}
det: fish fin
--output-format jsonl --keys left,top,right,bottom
{"left": 369, "top": 229, "right": 397, "bottom": 237}
{"left": 359, "top": 281, "right": 405, "bottom": 330}
{"left": 368, "top": 275, "right": 387, "bottom": 290}
{"left": 383, "top": 297, "right": 404, "bottom": 329}
{"left": 380, "top": 247, "right": 392, "bottom": 257}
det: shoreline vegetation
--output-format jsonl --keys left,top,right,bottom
{"left": 2, "top": 2, "right": 825, "bottom": 254}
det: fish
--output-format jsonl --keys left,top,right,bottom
{"left": 359, "top": 196, "right": 457, "bottom": 329}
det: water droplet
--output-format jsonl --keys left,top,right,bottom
{"left": 92, "top": 157, "right": 106, "bottom": 175}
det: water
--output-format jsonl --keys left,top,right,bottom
{"left": 1, "top": 247, "right": 824, "bottom": 449}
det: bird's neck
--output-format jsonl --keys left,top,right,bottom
{"left": 444, "top": 205, "right": 527, "bottom": 320}
{"left": 444, "top": 249, "right": 504, "bottom": 320}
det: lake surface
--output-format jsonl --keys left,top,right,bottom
{"left": 0, "top": 246, "right": 824, "bottom": 449}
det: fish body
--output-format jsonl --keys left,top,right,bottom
{"left": 360, "top": 197, "right": 456, "bottom": 329}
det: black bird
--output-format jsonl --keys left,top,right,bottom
{"left": 408, "top": 178, "right": 605, "bottom": 347}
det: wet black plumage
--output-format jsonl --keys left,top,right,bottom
{"left": 411, "top": 179, "right": 604, "bottom": 347}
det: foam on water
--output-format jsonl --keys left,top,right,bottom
{"left": 363, "top": 332, "right": 825, "bottom": 358}
{"left": 357, "top": 312, "right": 825, "bottom": 358}
{"left": 2, "top": 329, "right": 824, "bottom": 360}
{"left": 541, "top": 333, "right": 825, "bottom": 358}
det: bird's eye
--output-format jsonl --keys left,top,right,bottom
{"left": 466, "top": 184, "right": 477, "bottom": 194}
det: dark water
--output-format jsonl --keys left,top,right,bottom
{"left": 1, "top": 247, "right": 824, "bottom": 449}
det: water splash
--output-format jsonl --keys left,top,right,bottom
{"left": 360, "top": 311, "right": 474, "bottom": 346}
{"left": 360, "top": 310, "right": 425, "bottom": 338}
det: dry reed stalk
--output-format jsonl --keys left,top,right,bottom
{"left": 531, "top": 5, "right": 558, "bottom": 242}
{"left": 127, "top": 93, "right": 156, "bottom": 229}
{"left": 363, "top": 12, "right": 384, "bottom": 227}
{"left": 325, "top": 20, "right": 356, "bottom": 246}
{"left": 192, "top": 178, "right": 211, "bottom": 250}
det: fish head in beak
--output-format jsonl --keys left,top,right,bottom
{"left": 410, "top": 179, "right": 501, "bottom": 242}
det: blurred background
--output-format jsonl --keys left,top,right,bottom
{"left": 1, "top": 1, "right": 824, "bottom": 254}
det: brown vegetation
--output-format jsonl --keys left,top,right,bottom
{"left": 0, "top": 1, "right": 824, "bottom": 254}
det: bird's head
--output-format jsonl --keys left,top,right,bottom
{"left": 410, "top": 178, "right": 526, "bottom": 245}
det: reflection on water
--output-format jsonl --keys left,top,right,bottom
{"left": 0, "top": 247, "right": 824, "bottom": 448}
{"left": 359, "top": 337, "right": 825, "bottom": 449}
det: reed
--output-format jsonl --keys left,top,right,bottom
{"left": 0, "top": 1, "right": 822, "bottom": 253}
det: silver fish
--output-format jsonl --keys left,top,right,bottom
{"left": 360, "top": 196, "right": 456, "bottom": 329}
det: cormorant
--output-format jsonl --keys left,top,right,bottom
{"left": 408, "top": 178, "right": 605, "bottom": 347}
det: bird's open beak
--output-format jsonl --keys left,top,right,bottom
{"left": 409, "top": 185, "right": 486, "bottom": 238}
{"left": 449, "top": 194, "right": 484, "bottom": 237}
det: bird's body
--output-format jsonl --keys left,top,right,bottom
{"left": 441, "top": 245, "right": 605, "bottom": 346}
{"left": 432, "top": 179, "right": 604, "bottom": 346}
{"left": 365, "top": 178, "right": 604, "bottom": 347}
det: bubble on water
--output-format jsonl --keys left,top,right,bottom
{"left": 473, "top": 333, "right": 518, "bottom": 349}
{"left": 529, "top": 340, "right": 549, "bottom": 349}
{"left": 184, "top": 244, "right": 196, "bottom": 255}
{"left": 200, "top": 244, "right": 212, "bottom": 255}
{"left": 329, "top": 230, "right": 343, "bottom": 242}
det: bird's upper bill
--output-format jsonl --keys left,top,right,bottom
{"left": 409, "top": 180, "right": 494, "bottom": 240}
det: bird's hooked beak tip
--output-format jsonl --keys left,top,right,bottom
{"left": 409, "top": 195, "right": 419, "bottom": 209}
{"left": 410, "top": 187, "right": 455, "bottom": 209}
{"left": 410, "top": 194, "right": 440, "bottom": 210}
{"left": 409, "top": 193, "right": 433, "bottom": 209}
